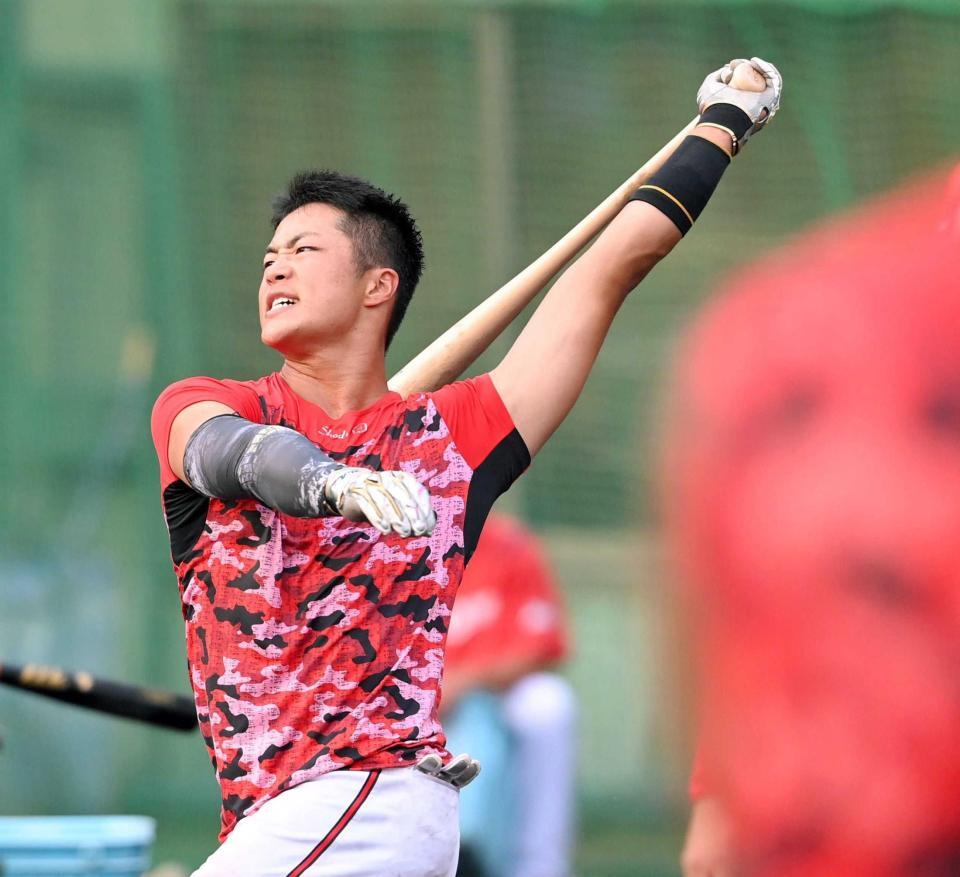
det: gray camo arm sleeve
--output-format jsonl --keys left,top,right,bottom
{"left": 182, "top": 414, "right": 343, "bottom": 517}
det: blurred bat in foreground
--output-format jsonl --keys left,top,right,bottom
{"left": 0, "top": 662, "right": 196, "bottom": 732}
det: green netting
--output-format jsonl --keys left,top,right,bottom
{"left": 171, "top": 0, "right": 960, "bottom": 527}
{"left": 0, "top": 0, "right": 958, "bottom": 865}
{"left": 209, "top": 0, "right": 960, "bottom": 13}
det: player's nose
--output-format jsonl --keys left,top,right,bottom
{"left": 265, "top": 258, "right": 292, "bottom": 283}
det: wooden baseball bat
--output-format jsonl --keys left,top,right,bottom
{"left": 0, "top": 662, "right": 197, "bottom": 732}
{"left": 389, "top": 62, "right": 767, "bottom": 396}
{"left": 387, "top": 116, "right": 697, "bottom": 395}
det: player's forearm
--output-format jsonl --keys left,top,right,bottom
{"left": 183, "top": 414, "right": 343, "bottom": 516}
{"left": 550, "top": 125, "right": 733, "bottom": 304}
{"left": 693, "top": 125, "right": 735, "bottom": 157}
{"left": 505, "top": 125, "right": 736, "bottom": 354}
{"left": 490, "top": 205, "right": 683, "bottom": 454}
{"left": 536, "top": 125, "right": 733, "bottom": 304}
{"left": 182, "top": 414, "right": 437, "bottom": 536}
{"left": 493, "top": 59, "right": 781, "bottom": 456}
{"left": 568, "top": 199, "right": 683, "bottom": 297}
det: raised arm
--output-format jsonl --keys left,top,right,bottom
{"left": 490, "top": 195, "right": 681, "bottom": 455}
{"left": 164, "top": 401, "right": 436, "bottom": 537}
{"left": 491, "top": 58, "right": 782, "bottom": 455}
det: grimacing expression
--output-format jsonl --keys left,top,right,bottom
{"left": 259, "top": 203, "right": 368, "bottom": 355}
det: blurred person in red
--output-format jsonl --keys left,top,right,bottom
{"left": 680, "top": 750, "right": 736, "bottom": 876}
{"left": 667, "top": 162, "right": 960, "bottom": 877}
{"left": 441, "top": 512, "right": 576, "bottom": 877}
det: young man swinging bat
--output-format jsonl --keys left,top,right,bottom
{"left": 150, "top": 58, "right": 782, "bottom": 877}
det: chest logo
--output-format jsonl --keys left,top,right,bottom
{"left": 319, "top": 422, "right": 369, "bottom": 440}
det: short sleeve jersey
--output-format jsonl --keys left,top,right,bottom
{"left": 444, "top": 513, "right": 569, "bottom": 674}
{"left": 150, "top": 372, "right": 528, "bottom": 840}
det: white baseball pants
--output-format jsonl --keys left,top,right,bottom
{"left": 192, "top": 766, "right": 460, "bottom": 877}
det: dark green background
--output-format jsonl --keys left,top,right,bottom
{"left": 0, "top": 1, "right": 957, "bottom": 872}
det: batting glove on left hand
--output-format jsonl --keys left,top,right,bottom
{"left": 324, "top": 468, "right": 436, "bottom": 537}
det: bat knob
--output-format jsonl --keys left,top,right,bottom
{"left": 728, "top": 61, "right": 767, "bottom": 93}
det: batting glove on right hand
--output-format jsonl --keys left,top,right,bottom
{"left": 324, "top": 467, "right": 436, "bottom": 537}
{"left": 697, "top": 57, "right": 782, "bottom": 151}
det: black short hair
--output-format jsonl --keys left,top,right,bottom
{"left": 271, "top": 170, "right": 424, "bottom": 348}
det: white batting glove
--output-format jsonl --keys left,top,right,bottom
{"left": 323, "top": 468, "right": 436, "bottom": 537}
{"left": 416, "top": 753, "right": 481, "bottom": 788}
{"left": 697, "top": 57, "right": 783, "bottom": 151}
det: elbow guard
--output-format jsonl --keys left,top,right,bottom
{"left": 183, "top": 414, "right": 342, "bottom": 517}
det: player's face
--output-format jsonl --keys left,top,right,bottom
{"left": 259, "top": 203, "right": 368, "bottom": 356}
{"left": 670, "top": 269, "right": 960, "bottom": 866}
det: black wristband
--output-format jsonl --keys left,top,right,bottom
{"left": 700, "top": 103, "right": 753, "bottom": 141}
{"left": 698, "top": 103, "right": 753, "bottom": 154}
{"left": 628, "top": 135, "right": 731, "bottom": 235}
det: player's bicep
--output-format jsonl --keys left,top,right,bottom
{"left": 490, "top": 291, "right": 614, "bottom": 456}
{"left": 167, "top": 401, "right": 237, "bottom": 482}
{"left": 491, "top": 201, "right": 680, "bottom": 456}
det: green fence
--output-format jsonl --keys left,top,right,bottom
{"left": 0, "top": 0, "right": 957, "bottom": 872}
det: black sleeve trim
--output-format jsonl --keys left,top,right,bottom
{"left": 163, "top": 480, "right": 210, "bottom": 564}
{"left": 463, "top": 428, "right": 530, "bottom": 562}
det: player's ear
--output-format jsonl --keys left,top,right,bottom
{"left": 363, "top": 267, "right": 399, "bottom": 309}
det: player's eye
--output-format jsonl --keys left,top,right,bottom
{"left": 263, "top": 260, "right": 275, "bottom": 271}
{"left": 771, "top": 386, "right": 820, "bottom": 431}
{"left": 844, "top": 556, "right": 919, "bottom": 611}
{"left": 296, "top": 246, "right": 316, "bottom": 254}
{"left": 729, "top": 385, "right": 821, "bottom": 459}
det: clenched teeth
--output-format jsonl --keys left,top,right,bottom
{"left": 269, "top": 298, "right": 296, "bottom": 313}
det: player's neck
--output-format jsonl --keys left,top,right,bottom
{"left": 279, "top": 349, "right": 390, "bottom": 418}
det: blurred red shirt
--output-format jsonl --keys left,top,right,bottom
{"left": 444, "top": 513, "right": 569, "bottom": 676}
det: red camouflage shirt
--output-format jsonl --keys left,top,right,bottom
{"left": 151, "top": 372, "right": 528, "bottom": 840}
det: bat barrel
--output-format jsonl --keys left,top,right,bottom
{"left": 0, "top": 663, "right": 197, "bottom": 732}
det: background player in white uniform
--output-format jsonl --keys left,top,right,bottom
{"left": 443, "top": 512, "right": 576, "bottom": 877}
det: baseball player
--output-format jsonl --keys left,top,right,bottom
{"left": 441, "top": 513, "right": 575, "bottom": 877}
{"left": 666, "top": 164, "right": 960, "bottom": 874}
{"left": 150, "top": 58, "right": 781, "bottom": 876}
